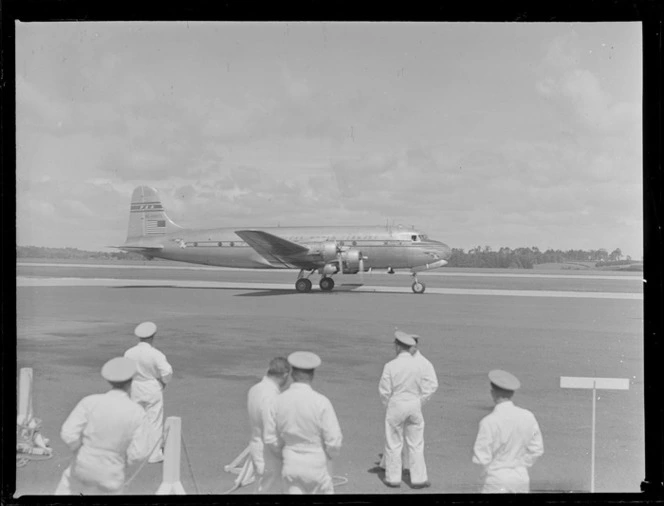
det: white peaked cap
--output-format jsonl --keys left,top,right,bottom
{"left": 489, "top": 369, "right": 521, "bottom": 391}
{"left": 394, "top": 330, "right": 417, "bottom": 347}
{"left": 288, "top": 351, "right": 322, "bottom": 370}
{"left": 101, "top": 357, "right": 137, "bottom": 382}
{"left": 135, "top": 321, "right": 157, "bottom": 339}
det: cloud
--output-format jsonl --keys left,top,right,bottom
{"left": 536, "top": 38, "right": 640, "bottom": 133}
{"left": 543, "top": 32, "right": 582, "bottom": 69}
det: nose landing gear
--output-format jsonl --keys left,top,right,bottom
{"left": 411, "top": 273, "right": 426, "bottom": 294}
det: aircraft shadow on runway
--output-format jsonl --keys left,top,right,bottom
{"left": 111, "top": 285, "right": 366, "bottom": 297}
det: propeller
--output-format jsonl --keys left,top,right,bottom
{"left": 358, "top": 253, "right": 366, "bottom": 285}
{"left": 336, "top": 244, "right": 344, "bottom": 276}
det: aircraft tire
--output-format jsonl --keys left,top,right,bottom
{"left": 295, "top": 278, "right": 313, "bottom": 293}
{"left": 319, "top": 277, "right": 335, "bottom": 291}
{"left": 412, "top": 281, "right": 426, "bottom": 294}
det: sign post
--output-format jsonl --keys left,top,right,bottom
{"left": 17, "top": 368, "right": 34, "bottom": 425}
{"left": 560, "top": 376, "right": 630, "bottom": 492}
{"left": 156, "top": 417, "right": 185, "bottom": 495}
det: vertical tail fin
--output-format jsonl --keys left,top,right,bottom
{"left": 126, "top": 186, "right": 182, "bottom": 240}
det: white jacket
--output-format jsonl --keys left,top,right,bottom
{"left": 60, "top": 389, "right": 149, "bottom": 491}
{"left": 124, "top": 342, "right": 173, "bottom": 400}
{"left": 472, "top": 400, "right": 544, "bottom": 473}
{"left": 412, "top": 350, "right": 438, "bottom": 404}
{"left": 379, "top": 351, "right": 435, "bottom": 406}
{"left": 264, "top": 382, "right": 342, "bottom": 458}
{"left": 247, "top": 376, "right": 281, "bottom": 474}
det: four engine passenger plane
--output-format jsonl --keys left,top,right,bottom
{"left": 113, "top": 186, "right": 452, "bottom": 293}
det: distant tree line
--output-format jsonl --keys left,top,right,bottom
{"left": 447, "top": 246, "right": 635, "bottom": 269}
{"left": 17, "top": 246, "right": 148, "bottom": 261}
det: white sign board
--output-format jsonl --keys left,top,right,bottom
{"left": 559, "top": 375, "right": 630, "bottom": 492}
{"left": 560, "top": 376, "right": 630, "bottom": 390}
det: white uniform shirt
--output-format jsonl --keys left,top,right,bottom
{"left": 472, "top": 400, "right": 544, "bottom": 472}
{"left": 379, "top": 351, "right": 434, "bottom": 406}
{"left": 61, "top": 389, "right": 149, "bottom": 467}
{"left": 413, "top": 350, "right": 438, "bottom": 404}
{"left": 124, "top": 342, "right": 173, "bottom": 388}
{"left": 248, "top": 377, "right": 281, "bottom": 442}
{"left": 264, "top": 383, "right": 343, "bottom": 458}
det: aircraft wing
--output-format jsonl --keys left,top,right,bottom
{"left": 235, "top": 230, "right": 311, "bottom": 267}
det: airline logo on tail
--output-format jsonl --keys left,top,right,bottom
{"left": 131, "top": 202, "right": 164, "bottom": 212}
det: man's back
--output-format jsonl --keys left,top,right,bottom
{"left": 271, "top": 383, "right": 342, "bottom": 455}
{"left": 473, "top": 401, "right": 543, "bottom": 471}
{"left": 380, "top": 353, "right": 424, "bottom": 404}
{"left": 124, "top": 343, "right": 172, "bottom": 384}
{"left": 62, "top": 391, "right": 145, "bottom": 454}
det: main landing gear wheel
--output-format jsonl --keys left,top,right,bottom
{"left": 319, "top": 277, "right": 335, "bottom": 292}
{"left": 412, "top": 281, "right": 426, "bottom": 294}
{"left": 295, "top": 278, "right": 313, "bottom": 293}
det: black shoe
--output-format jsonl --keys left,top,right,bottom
{"left": 411, "top": 481, "right": 431, "bottom": 489}
{"left": 384, "top": 481, "right": 401, "bottom": 488}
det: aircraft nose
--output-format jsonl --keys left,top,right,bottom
{"left": 425, "top": 240, "right": 452, "bottom": 261}
{"left": 438, "top": 242, "right": 452, "bottom": 260}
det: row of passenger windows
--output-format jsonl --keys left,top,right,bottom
{"left": 187, "top": 241, "right": 247, "bottom": 247}
{"left": 184, "top": 240, "right": 417, "bottom": 248}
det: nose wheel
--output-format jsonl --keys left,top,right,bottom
{"left": 411, "top": 274, "right": 426, "bottom": 294}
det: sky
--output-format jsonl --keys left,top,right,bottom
{"left": 15, "top": 22, "right": 643, "bottom": 258}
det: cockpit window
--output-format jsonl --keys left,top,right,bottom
{"left": 411, "top": 235, "right": 418, "bottom": 241}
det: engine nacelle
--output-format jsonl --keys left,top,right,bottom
{"left": 319, "top": 263, "right": 339, "bottom": 275}
{"left": 339, "top": 249, "right": 363, "bottom": 274}
{"left": 307, "top": 242, "right": 339, "bottom": 262}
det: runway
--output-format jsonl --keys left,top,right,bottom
{"left": 17, "top": 262, "right": 643, "bottom": 281}
{"left": 15, "top": 262, "right": 644, "bottom": 496}
{"left": 17, "top": 276, "right": 643, "bottom": 300}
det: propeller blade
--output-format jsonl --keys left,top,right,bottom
{"left": 359, "top": 255, "right": 365, "bottom": 284}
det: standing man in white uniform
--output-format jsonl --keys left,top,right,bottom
{"left": 124, "top": 321, "right": 173, "bottom": 464}
{"left": 378, "top": 332, "right": 438, "bottom": 474}
{"left": 55, "top": 357, "right": 150, "bottom": 495}
{"left": 264, "top": 351, "right": 343, "bottom": 494}
{"left": 379, "top": 331, "right": 436, "bottom": 489}
{"left": 472, "top": 370, "right": 544, "bottom": 493}
{"left": 246, "top": 356, "right": 291, "bottom": 493}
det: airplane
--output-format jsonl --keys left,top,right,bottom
{"left": 113, "top": 186, "right": 452, "bottom": 294}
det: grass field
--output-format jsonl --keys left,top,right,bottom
{"left": 14, "top": 264, "right": 644, "bottom": 496}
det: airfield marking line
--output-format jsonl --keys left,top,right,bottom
{"left": 16, "top": 263, "right": 641, "bottom": 281}
{"left": 16, "top": 277, "right": 643, "bottom": 300}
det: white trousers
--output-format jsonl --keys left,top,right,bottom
{"left": 379, "top": 446, "right": 409, "bottom": 470}
{"left": 54, "top": 453, "right": 125, "bottom": 495}
{"left": 131, "top": 381, "right": 164, "bottom": 462}
{"left": 481, "top": 467, "right": 530, "bottom": 493}
{"left": 281, "top": 447, "right": 334, "bottom": 494}
{"left": 249, "top": 439, "right": 283, "bottom": 494}
{"left": 384, "top": 398, "right": 428, "bottom": 485}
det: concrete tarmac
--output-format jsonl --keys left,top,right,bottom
{"left": 15, "top": 263, "right": 644, "bottom": 496}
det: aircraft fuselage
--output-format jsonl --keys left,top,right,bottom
{"left": 142, "top": 226, "right": 451, "bottom": 271}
